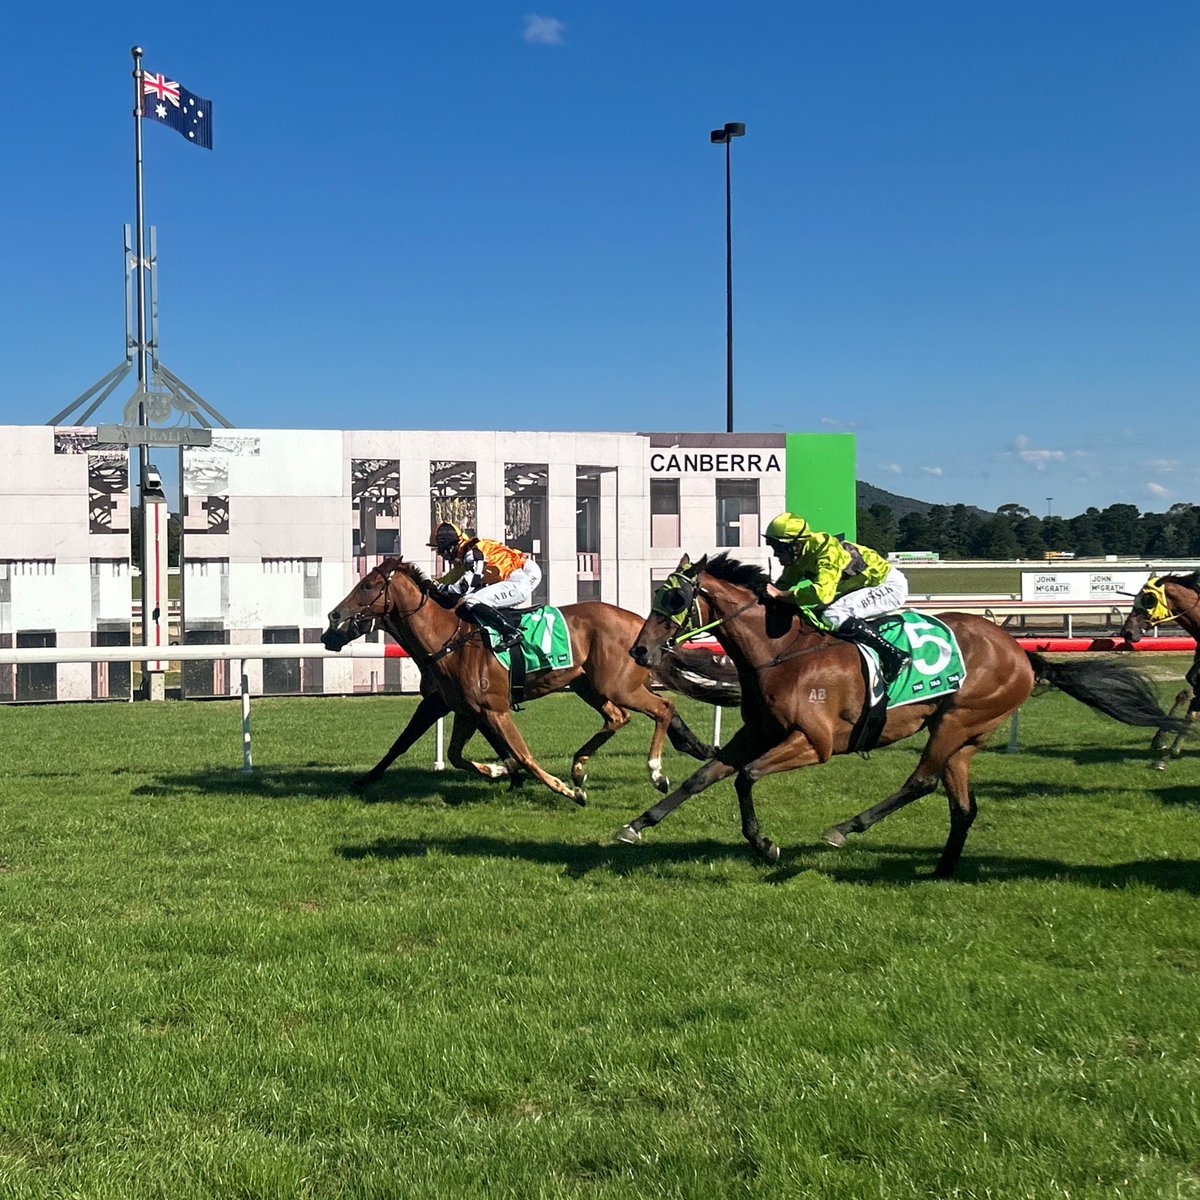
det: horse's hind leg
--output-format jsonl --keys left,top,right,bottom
{"left": 567, "top": 678, "right": 631, "bottom": 795}
{"left": 820, "top": 770, "right": 939, "bottom": 850}
{"left": 933, "top": 745, "right": 979, "bottom": 879}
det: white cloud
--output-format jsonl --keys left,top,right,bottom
{"left": 523, "top": 14, "right": 566, "bottom": 44}
{"left": 1018, "top": 448, "right": 1066, "bottom": 466}
{"left": 1009, "top": 434, "right": 1070, "bottom": 467}
{"left": 920, "top": 466, "right": 943, "bottom": 477}
{"left": 880, "top": 462, "right": 902, "bottom": 474}
{"left": 1145, "top": 459, "right": 1179, "bottom": 472}
{"left": 1146, "top": 482, "right": 1170, "bottom": 498}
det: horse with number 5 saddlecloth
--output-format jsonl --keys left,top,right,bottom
{"left": 321, "top": 558, "right": 738, "bottom": 804}
{"left": 1122, "top": 570, "right": 1200, "bottom": 769}
{"left": 620, "top": 553, "right": 1188, "bottom": 877}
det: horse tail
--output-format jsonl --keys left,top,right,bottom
{"left": 1026, "top": 650, "right": 1191, "bottom": 734}
{"left": 652, "top": 646, "right": 742, "bottom": 707}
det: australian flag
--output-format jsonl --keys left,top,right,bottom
{"left": 141, "top": 72, "right": 213, "bottom": 150}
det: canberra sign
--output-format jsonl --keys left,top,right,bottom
{"left": 649, "top": 451, "right": 782, "bottom": 474}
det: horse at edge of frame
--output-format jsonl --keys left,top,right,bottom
{"left": 1122, "top": 570, "right": 1200, "bottom": 769}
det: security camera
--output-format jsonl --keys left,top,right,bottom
{"left": 144, "top": 464, "right": 164, "bottom": 493}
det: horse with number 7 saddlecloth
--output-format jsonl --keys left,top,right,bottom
{"left": 321, "top": 558, "right": 739, "bottom": 804}
{"left": 620, "top": 552, "right": 1188, "bottom": 877}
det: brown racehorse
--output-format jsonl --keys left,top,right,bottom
{"left": 320, "top": 558, "right": 737, "bottom": 803}
{"left": 620, "top": 553, "right": 1187, "bottom": 877}
{"left": 1121, "top": 571, "right": 1200, "bottom": 769}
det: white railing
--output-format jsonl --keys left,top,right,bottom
{"left": 0, "top": 642, "right": 425, "bottom": 775}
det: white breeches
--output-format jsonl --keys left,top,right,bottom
{"left": 462, "top": 560, "right": 542, "bottom": 610}
{"left": 822, "top": 567, "right": 909, "bottom": 629}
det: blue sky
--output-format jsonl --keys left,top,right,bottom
{"left": 2, "top": 1, "right": 1197, "bottom": 517}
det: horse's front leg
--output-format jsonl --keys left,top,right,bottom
{"left": 1152, "top": 688, "right": 1199, "bottom": 769}
{"left": 613, "top": 758, "right": 736, "bottom": 845}
{"left": 352, "top": 692, "right": 451, "bottom": 791}
{"left": 732, "top": 731, "right": 823, "bottom": 863}
{"left": 444, "top": 710, "right": 524, "bottom": 781}
{"left": 480, "top": 709, "right": 586, "bottom": 805}
{"left": 614, "top": 726, "right": 765, "bottom": 845}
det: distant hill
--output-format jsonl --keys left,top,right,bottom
{"left": 857, "top": 481, "right": 992, "bottom": 520}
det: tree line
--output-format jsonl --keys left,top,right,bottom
{"left": 855, "top": 501, "right": 1200, "bottom": 560}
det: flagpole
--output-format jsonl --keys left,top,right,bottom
{"left": 131, "top": 47, "right": 148, "bottom": 466}
{"left": 131, "top": 45, "right": 152, "bottom": 680}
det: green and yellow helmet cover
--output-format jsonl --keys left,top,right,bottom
{"left": 764, "top": 512, "right": 809, "bottom": 541}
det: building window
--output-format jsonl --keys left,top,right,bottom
{"left": 505, "top": 464, "right": 549, "bottom": 604}
{"left": 716, "top": 479, "right": 759, "bottom": 548}
{"left": 352, "top": 459, "right": 400, "bottom": 559}
{"left": 430, "top": 461, "right": 477, "bottom": 573}
{"left": 650, "top": 479, "right": 680, "bottom": 548}
{"left": 576, "top": 468, "right": 603, "bottom": 602}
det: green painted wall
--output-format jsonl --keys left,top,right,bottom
{"left": 784, "top": 433, "right": 857, "bottom": 539}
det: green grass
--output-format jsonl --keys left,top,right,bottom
{"left": 1, "top": 683, "right": 1198, "bottom": 1199}
{"left": 906, "top": 566, "right": 1023, "bottom": 594}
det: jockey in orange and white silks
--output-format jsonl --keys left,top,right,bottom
{"left": 763, "top": 511, "right": 911, "bottom": 681}
{"left": 428, "top": 522, "right": 542, "bottom": 647}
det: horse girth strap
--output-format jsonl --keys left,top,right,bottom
{"left": 426, "top": 621, "right": 482, "bottom": 664}
{"left": 747, "top": 639, "right": 831, "bottom": 672}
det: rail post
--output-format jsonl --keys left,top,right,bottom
{"left": 240, "top": 661, "right": 253, "bottom": 772}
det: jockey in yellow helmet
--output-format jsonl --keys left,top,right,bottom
{"left": 427, "top": 521, "right": 542, "bottom": 648}
{"left": 763, "top": 511, "right": 911, "bottom": 681}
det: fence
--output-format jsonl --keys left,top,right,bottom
{"left": 0, "top": 636, "right": 1193, "bottom": 770}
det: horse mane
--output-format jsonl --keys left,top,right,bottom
{"left": 1161, "top": 570, "right": 1200, "bottom": 591}
{"left": 702, "top": 552, "right": 770, "bottom": 598}
{"left": 375, "top": 557, "right": 431, "bottom": 589}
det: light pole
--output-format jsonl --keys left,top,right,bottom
{"left": 1046, "top": 497, "right": 1053, "bottom": 518}
{"left": 710, "top": 121, "right": 745, "bottom": 434}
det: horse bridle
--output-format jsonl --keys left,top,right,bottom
{"left": 1131, "top": 576, "right": 1200, "bottom": 628}
{"left": 652, "top": 569, "right": 829, "bottom": 672}
{"left": 350, "top": 563, "right": 429, "bottom": 633}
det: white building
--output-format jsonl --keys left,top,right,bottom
{"left": 0, "top": 425, "right": 855, "bottom": 700}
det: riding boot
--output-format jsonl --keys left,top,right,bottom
{"left": 834, "top": 617, "right": 911, "bottom": 683}
{"left": 469, "top": 604, "right": 524, "bottom": 650}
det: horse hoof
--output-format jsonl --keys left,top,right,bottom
{"left": 573, "top": 788, "right": 588, "bottom": 807}
{"left": 758, "top": 842, "right": 781, "bottom": 864}
{"left": 1153, "top": 760, "right": 1167, "bottom": 772}
{"left": 821, "top": 826, "right": 847, "bottom": 848}
{"left": 614, "top": 824, "right": 641, "bottom": 845}
{"left": 653, "top": 775, "right": 670, "bottom": 795}
{"left": 350, "top": 776, "right": 372, "bottom": 794}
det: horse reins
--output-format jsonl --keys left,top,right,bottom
{"left": 670, "top": 581, "right": 824, "bottom": 673}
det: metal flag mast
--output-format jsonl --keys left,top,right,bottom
{"left": 47, "top": 47, "right": 232, "bottom": 698}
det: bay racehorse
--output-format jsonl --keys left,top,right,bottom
{"left": 321, "top": 558, "right": 738, "bottom": 803}
{"left": 619, "top": 553, "right": 1187, "bottom": 877}
{"left": 1121, "top": 571, "right": 1200, "bottom": 769}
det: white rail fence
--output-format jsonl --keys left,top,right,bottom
{"left": 0, "top": 643, "right": 730, "bottom": 776}
{"left": 0, "top": 643, "right": 426, "bottom": 774}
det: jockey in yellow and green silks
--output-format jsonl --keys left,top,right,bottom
{"left": 428, "top": 521, "right": 542, "bottom": 648}
{"left": 763, "top": 512, "right": 911, "bottom": 681}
